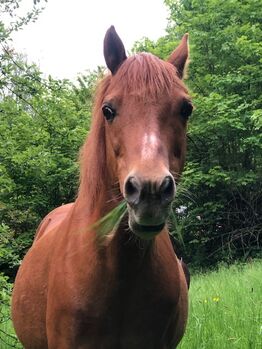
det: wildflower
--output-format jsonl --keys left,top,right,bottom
{"left": 212, "top": 296, "right": 220, "bottom": 302}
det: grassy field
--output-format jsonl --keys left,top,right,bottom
{"left": 178, "top": 260, "right": 262, "bottom": 349}
{"left": 0, "top": 305, "right": 21, "bottom": 349}
{"left": 0, "top": 261, "right": 261, "bottom": 348}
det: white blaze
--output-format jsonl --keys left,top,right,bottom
{"left": 141, "top": 133, "right": 159, "bottom": 160}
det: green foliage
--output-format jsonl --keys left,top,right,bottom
{"left": 0, "top": 1, "right": 98, "bottom": 275}
{"left": 0, "top": 67, "right": 95, "bottom": 274}
{"left": 134, "top": 0, "right": 262, "bottom": 266}
{"left": 0, "top": 274, "right": 12, "bottom": 317}
{"left": 0, "top": 224, "right": 21, "bottom": 272}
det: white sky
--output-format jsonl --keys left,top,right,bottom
{"left": 11, "top": 0, "right": 169, "bottom": 80}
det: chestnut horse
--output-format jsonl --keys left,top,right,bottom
{"left": 12, "top": 26, "right": 193, "bottom": 349}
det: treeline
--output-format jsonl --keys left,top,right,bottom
{"left": 0, "top": 0, "right": 261, "bottom": 289}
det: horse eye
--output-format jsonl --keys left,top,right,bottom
{"left": 102, "top": 105, "right": 116, "bottom": 122}
{"left": 181, "top": 101, "right": 193, "bottom": 119}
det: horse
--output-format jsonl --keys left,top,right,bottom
{"left": 12, "top": 26, "right": 193, "bottom": 349}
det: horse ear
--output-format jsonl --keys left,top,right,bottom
{"left": 168, "top": 34, "right": 189, "bottom": 79}
{"left": 104, "top": 26, "right": 127, "bottom": 75}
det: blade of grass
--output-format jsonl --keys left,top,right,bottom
{"left": 91, "top": 200, "right": 127, "bottom": 238}
{"left": 168, "top": 207, "right": 186, "bottom": 249}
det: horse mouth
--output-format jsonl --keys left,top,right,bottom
{"left": 129, "top": 220, "right": 165, "bottom": 239}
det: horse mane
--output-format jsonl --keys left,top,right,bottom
{"left": 77, "top": 76, "right": 111, "bottom": 215}
{"left": 77, "top": 53, "right": 186, "bottom": 215}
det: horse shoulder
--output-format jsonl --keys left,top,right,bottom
{"left": 34, "top": 203, "right": 74, "bottom": 242}
{"left": 12, "top": 203, "right": 75, "bottom": 348}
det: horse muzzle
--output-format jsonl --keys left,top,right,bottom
{"left": 124, "top": 174, "right": 175, "bottom": 239}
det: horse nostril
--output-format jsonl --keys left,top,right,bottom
{"left": 160, "top": 176, "right": 175, "bottom": 203}
{"left": 124, "top": 176, "right": 141, "bottom": 205}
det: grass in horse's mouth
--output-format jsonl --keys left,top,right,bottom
{"left": 92, "top": 200, "right": 128, "bottom": 238}
{"left": 91, "top": 201, "right": 185, "bottom": 247}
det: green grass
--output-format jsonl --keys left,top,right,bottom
{"left": 92, "top": 200, "right": 127, "bottom": 238}
{"left": 178, "top": 260, "right": 262, "bottom": 349}
{"left": 1, "top": 261, "right": 261, "bottom": 348}
{"left": 0, "top": 310, "right": 21, "bottom": 349}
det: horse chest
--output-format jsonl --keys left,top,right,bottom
{"left": 71, "top": 265, "right": 178, "bottom": 349}
{"left": 73, "top": 294, "right": 176, "bottom": 349}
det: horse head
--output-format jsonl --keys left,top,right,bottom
{"left": 101, "top": 27, "right": 192, "bottom": 239}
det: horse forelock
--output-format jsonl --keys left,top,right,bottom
{"left": 110, "top": 52, "right": 186, "bottom": 99}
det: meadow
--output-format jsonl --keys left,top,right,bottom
{"left": 178, "top": 260, "right": 262, "bottom": 349}
{"left": 0, "top": 261, "right": 261, "bottom": 348}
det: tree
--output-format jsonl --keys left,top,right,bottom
{"left": 0, "top": 68, "right": 97, "bottom": 277}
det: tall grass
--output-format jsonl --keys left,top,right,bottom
{"left": 178, "top": 261, "right": 262, "bottom": 349}
{"left": 0, "top": 307, "right": 21, "bottom": 348}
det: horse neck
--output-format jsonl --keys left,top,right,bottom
{"left": 75, "top": 174, "right": 120, "bottom": 228}
{"left": 113, "top": 223, "right": 155, "bottom": 265}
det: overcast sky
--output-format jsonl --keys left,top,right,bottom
{"left": 11, "top": 0, "right": 169, "bottom": 80}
